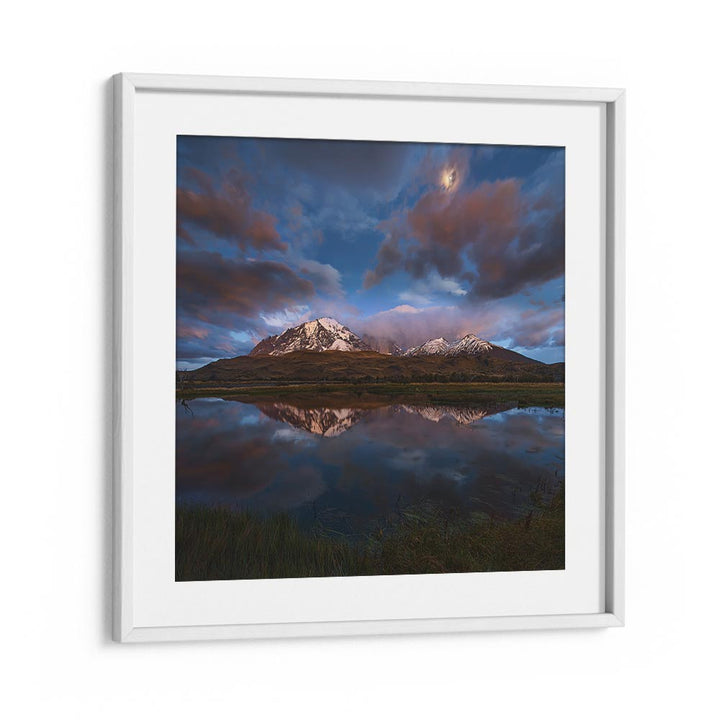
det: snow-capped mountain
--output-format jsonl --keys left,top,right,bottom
{"left": 447, "top": 334, "right": 494, "bottom": 356}
{"left": 246, "top": 318, "right": 539, "bottom": 364}
{"left": 404, "top": 337, "right": 450, "bottom": 356}
{"left": 404, "top": 334, "right": 494, "bottom": 357}
{"left": 249, "top": 317, "right": 371, "bottom": 356}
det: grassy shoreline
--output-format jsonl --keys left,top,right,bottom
{"left": 176, "top": 489, "right": 565, "bottom": 581}
{"left": 177, "top": 381, "right": 565, "bottom": 408}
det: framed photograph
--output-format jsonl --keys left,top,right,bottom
{"left": 113, "top": 73, "right": 625, "bottom": 642}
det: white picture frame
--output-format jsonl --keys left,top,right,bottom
{"left": 113, "top": 73, "right": 625, "bottom": 642}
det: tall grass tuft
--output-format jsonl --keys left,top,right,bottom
{"left": 176, "top": 489, "right": 564, "bottom": 581}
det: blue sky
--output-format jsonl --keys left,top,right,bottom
{"left": 177, "top": 136, "right": 565, "bottom": 369}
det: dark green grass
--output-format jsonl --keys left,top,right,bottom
{"left": 177, "top": 381, "right": 565, "bottom": 408}
{"left": 176, "top": 490, "right": 565, "bottom": 581}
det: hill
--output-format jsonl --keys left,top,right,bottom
{"left": 181, "top": 350, "right": 564, "bottom": 387}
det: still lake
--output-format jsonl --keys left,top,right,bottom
{"left": 176, "top": 397, "right": 564, "bottom": 538}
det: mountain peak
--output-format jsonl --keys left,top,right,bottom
{"left": 249, "top": 317, "right": 371, "bottom": 356}
{"left": 404, "top": 333, "right": 495, "bottom": 357}
{"left": 404, "top": 337, "right": 451, "bottom": 356}
{"left": 316, "top": 317, "right": 343, "bottom": 330}
{"left": 447, "top": 334, "right": 493, "bottom": 356}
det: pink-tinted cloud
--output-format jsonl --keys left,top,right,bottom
{"left": 364, "top": 173, "right": 563, "bottom": 300}
{"left": 177, "top": 251, "right": 315, "bottom": 328}
{"left": 177, "top": 323, "right": 210, "bottom": 340}
{"left": 354, "top": 302, "right": 564, "bottom": 355}
{"left": 177, "top": 167, "right": 286, "bottom": 252}
{"left": 296, "top": 259, "right": 344, "bottom": 297}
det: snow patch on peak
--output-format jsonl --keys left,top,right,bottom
{"left": 403, "top": 332, "right": 494, "bottom": 357}
{"left": 447, "top": 334, "right": 493, "bottom": 356}
{"left": 404, "top": 337, "right": 450, "bottom": 356}
{"left": 329, "top": 339, "right": 354, "bottom": 351}
{"left": 317, "top": 317, "right": 345, "bottom": 332}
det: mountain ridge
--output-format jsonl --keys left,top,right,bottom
{"left": 248, "top": 317, "right": 541, "bottom": 364}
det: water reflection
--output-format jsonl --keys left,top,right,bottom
{"left": 176, "top": 397, "right": 564, "bottom": 536}
{"left": 252, "top": 401, "right": 517, "bottom": 437}
{"left": 255, "top": 403, "right": 369, "bottom": 437}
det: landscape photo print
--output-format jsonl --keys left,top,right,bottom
{"left": 176, "top": 135, "right": 565, "bottom": 581}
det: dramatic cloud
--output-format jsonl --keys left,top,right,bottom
{"left": 492, "top": 307, "right": 565, "bottom": 350}
{"left": 364, "top": 176, "right": 564, "bottom": 301}
{"left": 398, "top": 271, "right": 468, "bottom": 305}
{"left": 260, "top": 306, "right": 312, "bottom": 329}
{"left": 296, "top": 259, "right": 344, "bottom": 297}
{"left": 177, "top": 251, "right": 315, "bottom": 328}
{"left": 177, "top": 168, "right": 286, "bottom": 251}
{"left": 175, "top": 137, "right": 566, "bottom": 366}
{"left": 354, "top": 301, "right": 564, "bottom": 356}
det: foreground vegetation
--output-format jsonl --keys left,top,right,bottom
{"left": 177, "top": 381, "right": 565, "bottom": 409}
{"left": 176, "top": 490, "right": 564, "bottom": 581}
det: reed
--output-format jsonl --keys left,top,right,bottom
{"left": 176, "top": 489, "right": 564, "bottom": 581}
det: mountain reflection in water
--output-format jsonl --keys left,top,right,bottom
{"left": 255, "top": 403, "right": 369, "bottom": 437}
{"left": 176, "top": 397, "right": 564, "bottom": 536}
{"left": 253, "top": 401, "right": 516, "bottom": 437}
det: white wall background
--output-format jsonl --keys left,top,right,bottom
{"left": 2, "top": 1, "right": 717, "bottom": 717}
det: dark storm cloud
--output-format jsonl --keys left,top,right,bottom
{"left": 466, "top": 207, "right": 564, "bottom": 300}
{"left": 177, "top": 167, "right": 286, "bottom": 251}
{"left": 364, "top": 177, "right": 564, "bottom": 300}
{"left": 177, "top": 251, "right": 315, "bottom": 328}
{"left": 265, "top": 139, "right": 411, "bottom": 196}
